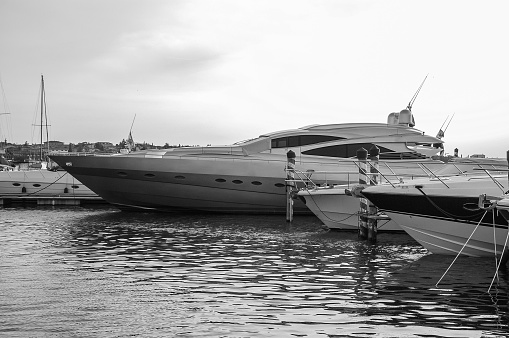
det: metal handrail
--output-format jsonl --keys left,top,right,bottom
{"left": 287, "top": 159, "right": 508, "bottom": 191}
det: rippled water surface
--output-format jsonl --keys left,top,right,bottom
{"left": 1, "top": 206, "right": 508, "bottom": 337}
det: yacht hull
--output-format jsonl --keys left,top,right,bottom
{"left": 298, "top": 187, "right": 401, "bottom": 231}
{"left": 0, "top": 170, "right": 97, "bottom": 198}
{"left": 49, "top": 154, "right": 327, "bottom": 213}
{"left": 362, "top": 177, "right": 509, "bottom": 256}
{"left": 395, "top": 214, "right": 509, "bottom": 256}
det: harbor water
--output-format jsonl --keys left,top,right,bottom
{"left": 1, "top": 206, "right": 508, "bottom": 338}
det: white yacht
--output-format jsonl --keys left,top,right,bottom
{"left": 49, "top": 109, "right": 445, "bottom": 213}
{"left": 296, "top": 158, "right": 508, "bottom": 231}
{"left": 297, "top": 183, "right": 401, "bottom": 231}
{"left": 361, "top": 172, "right": 509, "bottom": 257}
{"left": 0, "top": 165, "right": 97, "bottom": 199}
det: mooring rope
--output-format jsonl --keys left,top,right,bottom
{"left": 488, "top": 219, "right": 509, "bottom": 293}
{"left": 24, "top": 170, "right": 69, "bottom": 196}
{"left": 435, "top": 209, "right": 489, "bottom": 287}
{"left": 416, "top": 186, "right": 486, "bottom": 220}
{"left": 300, "top": 188, "right": 359, "bottom": 225}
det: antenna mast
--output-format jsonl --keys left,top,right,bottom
{"left": 407, "top": 74, "right": 428, "bottom": 111}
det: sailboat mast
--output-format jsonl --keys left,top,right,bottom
{"left": 40, "top": 75, "right": 44, "bottom": 161}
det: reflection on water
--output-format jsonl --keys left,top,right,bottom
{"left": 0, "top": 207, "right": 508, "bottom": 337}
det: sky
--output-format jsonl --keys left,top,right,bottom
{"left": 0, "top": 0, "right": 508, "bottom": 158}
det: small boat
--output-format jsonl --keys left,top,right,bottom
{"left": 297, "top": 183, "right": 401, "bottom": 231}
{"left": 361, "top": 169, "right": 509, "bottom": 257}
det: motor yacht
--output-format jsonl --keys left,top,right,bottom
{"left": 295, "top": 157, "right": 508, "bottom": 231}
{"left": 50, "top": 109, "right": 445, "bottom": 213}
{"left": 361, "top": 172, "right": 509, "bottom": 257}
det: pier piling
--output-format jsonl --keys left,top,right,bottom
{"left": 356, "top": 148, "right": 368, "bottom": 239}
{"left": 286, "top": 150, "right": 296, "bottom": 222}
{"left": 368, "top": 146, "right": 380, "bottom": 242}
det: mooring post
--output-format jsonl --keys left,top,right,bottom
{"left": 286, "top": 150, "right": 296, "bottom": 222}
{"left": 506, "top": 150, "right": 509, "bottom": 185}
{"left": 368, "top": 146, "right": 380, "bottom": 242}
{"left": 357, "top": 147, "right": 368, "bottom": 239}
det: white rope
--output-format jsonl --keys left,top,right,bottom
{"left": 491, "top": 209, "right": 499, "bottom": 287}
{"left": 488, "top": 213, "right": 509, "bottom": 293}
{"left": 436, "top": 209, "right": 488, "bottom": 287}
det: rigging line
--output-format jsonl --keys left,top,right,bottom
{"left": 416, "top": 186, "right": 486, "bottom": 220}
{"left": 488, "top": 216, "right": 509, "bottom": 293}
{"left": 435, "top": 209, "right": 489, "bottom": 287}
{"left": 43, "top": 80, "right": 49, "bottom": 155}
{"left": 376, "top": 219, "right": 392, "bottom": 229}
{"left": 0, "top": 75, "right": 11, "bottom": 114}
{"left": 30, "top": 76, "right": 43, "bottom": 144}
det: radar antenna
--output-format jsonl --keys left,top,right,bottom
{"left": 407, "top": 74, "right": 428, "bottom": 111}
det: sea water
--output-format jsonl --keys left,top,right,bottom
{"left": 0, "top": 206, "right": 508, "bottom": 338}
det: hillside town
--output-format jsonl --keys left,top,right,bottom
{"left": 0, "top": 139, "right": 189, "bottom": 165}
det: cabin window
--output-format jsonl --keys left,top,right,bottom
{"left": 379, "top": 152, "right": 427, "bottom": 160}
{"left": 271, "top": 135, "right": 345, "bottom": 149}
{"left": 302, "top": 143, "right": 393, "bottom": 158}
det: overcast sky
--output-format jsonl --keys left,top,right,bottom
{"left": 0, "top": 0, "right": 508, "bottom": 157}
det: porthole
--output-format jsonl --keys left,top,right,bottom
{"left": 12, "top": 183, "right": 21, "bottom": 187}
{"left": 33, "top": 184, "right": 41, "bottom": 187}
{"left": 274, "top": 183, "right": 285, "bottom": 188}
{"left": 117, "top": 172, "right": 128, "bottom": 177}
{"left": 144, "top": 173, "right": 155, "bottom": 178}
{"left": 175, "top": 175, "right": 185, "bottom": 180}
{"left": 232, "top": 180, "right": 243, "bottom": 184}
{"left": 251, "top": 181, "right": 262, "bottom": 186}
{"left": 71, "top": 185, "right": 80, "bottom": 189}
{"left": 215, "top": 178, "right": 226, "bottom": 183}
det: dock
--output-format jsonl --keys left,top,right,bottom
{"left": 0, "top": 196, "right": 105, "bottom": 206}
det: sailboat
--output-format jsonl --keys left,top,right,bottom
{"left": 0, "top": 75, "right": 97, "bottom": 201}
